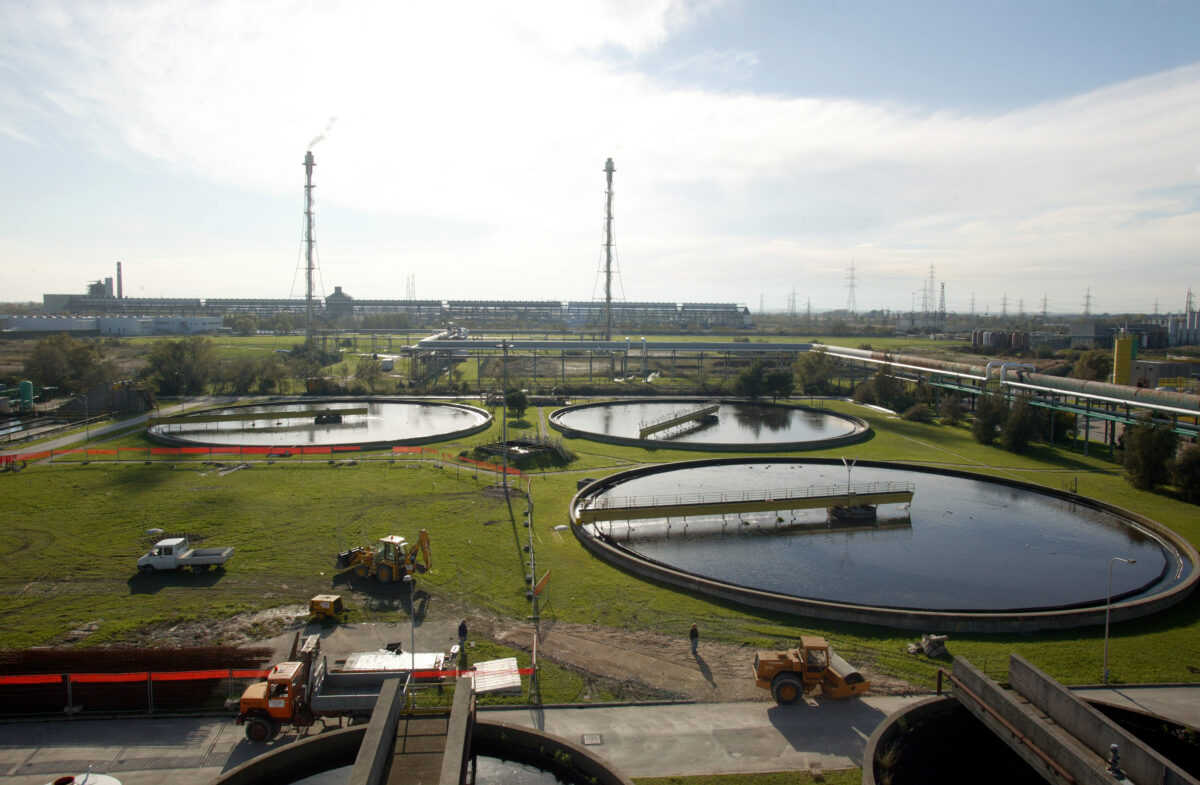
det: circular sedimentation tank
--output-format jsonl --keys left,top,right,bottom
{"left": 570, "top": 458, "right": 1198, "bottom": 632}
{"left": 147, "top": 398, "right": 492, "bottom": 449}
{"left": 549, "top": 398, "right": 868, "bottom": 451}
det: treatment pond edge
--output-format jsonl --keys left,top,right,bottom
{"left": 569, "top": 457, "right": 1199, "bottom": 634}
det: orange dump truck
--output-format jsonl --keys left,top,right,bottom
{"left": 236, "top": 634, "right": 449, "bottom": 742}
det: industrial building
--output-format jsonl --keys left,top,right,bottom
{"left": 0, "top": 314, "right": 222, "bottom": 337}
{"left": 34, "top": 280, "right": 751, "bottom": 332}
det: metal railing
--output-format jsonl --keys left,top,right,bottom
{"left": 581, "top": 480, "right": 915, "bottom": 512}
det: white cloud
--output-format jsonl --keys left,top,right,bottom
{"left": 0, "top": 0, "right": 1197, "bottom": 310}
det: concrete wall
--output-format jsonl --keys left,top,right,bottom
{"left": 350, "top": 678, "right": 406, "bottom": 785}
{"left": 1009, "top": 655, "right": 1198, "bottom": 785}
{"left": 953, "top": 657, "right": 1117, "bottom": 785}
{"left": 548, "top": 399, "right": 870, "bottom": 453}
{"left": 473, "top": 720, "right": 636, "bottom": 785}
{"left": 215, "top": 726, "right": 365, "bottom": 785}
{"left": 862, "top": 696, "right": 958, "bottom": 785}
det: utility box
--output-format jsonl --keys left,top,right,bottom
{"left": 309, "top": 594, "right": 344, "bottom": 619}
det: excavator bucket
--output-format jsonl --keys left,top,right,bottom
{"left": 417, "top": 530, "right": 432, "bottom": 570}
{"left": 335, "top": 547, "right": 365, "bottom": 569}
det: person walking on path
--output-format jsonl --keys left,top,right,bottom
{"left": 458, "top": 620, "right": 468, "bottom": 644}
{"left": 689, "top": 623, "right": 699, "bottom": 654}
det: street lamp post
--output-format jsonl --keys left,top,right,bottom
{"left": 76, "top": 395, "right": 89, "bottom": 444}
{"left": 403, "top": 573, "right": 415, "bottom": 670}
{"left": 1103, "top": 557, "right": 1136, "bottom": 685}
{"left": 496, "top": 341, "right": 510, "bottom": 494}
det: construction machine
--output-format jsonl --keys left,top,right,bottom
{"left": 236, "top": 634, "right": 450, "bottom": 742}
{"left": 336, "top": 530, "right": 431, "bottom": 583}
{"left": 753, "top": 635, "right": 870, "bottom": 704}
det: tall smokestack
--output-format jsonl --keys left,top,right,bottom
{"left": 116, "top": 261, "right": 123, "bottom": 299}
{"left": 603, "top": 157, "right": 615, "bottom": 342}
{"left": 304, "top": 150, "right": 316, "bottom": 345}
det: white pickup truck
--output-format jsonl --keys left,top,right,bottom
{"left": 137, "top": 537, "right": 234, "bottom": 573}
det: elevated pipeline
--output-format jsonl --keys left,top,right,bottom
{"left": 812, "top": 344, "right": 1200, "bottom": 416}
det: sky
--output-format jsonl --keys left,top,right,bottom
{"left": 2, "top": 0, "right": 1199, "bottom": 315}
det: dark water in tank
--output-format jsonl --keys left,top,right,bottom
{"left": 582, "top": 462, "right": 1189, "bottom": 612}
{"left": 150, "top": 400, "right": 489, "bottom": 446}
{"left": 555, "top": 401, "right": 859, "bottom": 446}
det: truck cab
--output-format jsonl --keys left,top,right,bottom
{"left": 237, "top": 636, "right": 320, "bottom": 741}
{"left": 137, "top": 538, "right": 187, "bottom": 571}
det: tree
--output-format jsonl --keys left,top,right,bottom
{"left": 227, "top": 314, "right": 259, "bottom": 336}
{"left": 356, "top": 356, "right": 384, "bottom": 394}
{"left": 972, "top": 391, "right": 1008, "bottom": 445}
{"left": 22, "top": 334, "right": 116, "bottom": 394}
{"left": 264, "top": 312, "right": 301, "bottom": 334}
{"left": 734, "top": 361, "right": 768, "bottom": 398}
{"left": 795, "top": 348, "right": 836, "bottom": 394}
{"left": 855, "top": 368, "right": 912, "bottom": 412}
{"left": 1121, "top": 414, "right": 1177, "bottom": 490}
{"left": 1071, "top": 349, "right": 1112, "bottom": 382}
{"left": 1000, "top": 396, "right": 1038, "bottom": 453}
{"left": 1172, "top": 443, "right": 1200, "bottom": 504}
{"left": 219, "top": 355, "right": 260, "bottom": 395}
{"left": 147, "top": 336, "right": 218, "bottom": 395}
{"left": 505, "top": 388, "right": 528, "bottom": 420}
{"left": 764, "top": 367, "right": 795, "bottom": 402}
{"left": 901, "top": 403, "right": 933, "bottom": 423}
{"left": 256, "top": 355, "right": 287, "bottom": 394}
{"left": 938, "top": 393, "right": 965, "bottom": 426}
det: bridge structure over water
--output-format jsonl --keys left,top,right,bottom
{"left": 638, "top": 401, "right": 720, "bottom": 439}
{"left": 575, "top": 481, "right": 914, "bottom": 523}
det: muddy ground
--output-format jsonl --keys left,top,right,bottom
{"left": 126, "top": 597, "right": 916, "bottom": 704}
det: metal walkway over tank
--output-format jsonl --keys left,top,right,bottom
{"left": 575, "top": 481, "right": 914, "bottom": 523}
{"left": 638, "top": 401, "right": 720, "bottom": 439}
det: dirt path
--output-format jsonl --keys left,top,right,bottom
{"left": 498, "top": 620, "right": 765, "bottom": 702}
{"left": 130, "top": 595, "right": 918, "bottom": 705}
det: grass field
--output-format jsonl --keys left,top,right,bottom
{"left": 3, "top": 397, "right": 1198, "bottom": 698}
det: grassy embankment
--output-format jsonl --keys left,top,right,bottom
{"left": 3, "top": 399, "right": 1198, "bottom": 698}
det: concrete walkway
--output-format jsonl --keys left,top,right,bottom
{"left": 1, "top": 687, "right": 1196, "bottom": 785}
{"left": 483, "top": 696, "right": 922, "bottom": 778}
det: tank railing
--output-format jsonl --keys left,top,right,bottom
{"left": 638, "top": 400, "right": 721, "bottom": 432}
{"left": 582, "top": 480, "right": 915, "bottom": 512}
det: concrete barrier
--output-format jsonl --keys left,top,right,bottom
{"left": 214, "top": 725, "right": 365, "bottom": 785}
{"left": 952, "top": 657, "right": 1114, "bottom": 785}
{"left": 1009, "top": 655, "right": 1198, "bottom": 785}
{"left": 349, "top": 677, "right": 407, "bottom": 785}
{"left": 548, "top": 399, "right": 870, "bottom": 452}
{"left": 439, "top": 677, "right": 475, "bottom": 785}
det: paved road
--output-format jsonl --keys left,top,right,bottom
{"left": 485, "top": 696, "right": 922, "bottom": 778}
{"left": 3, "top": 687, "right": 1195, "bottom": 785}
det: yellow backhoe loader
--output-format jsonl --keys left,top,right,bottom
{"left": 335, "top": 530, "right": 431, "bottom": 583}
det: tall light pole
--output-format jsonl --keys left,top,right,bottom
{"left": 403, "top": 573, "right": 415, "bottom": 667}
{"left": 76, "top": 395, "right": 89, "bottom": 444}
{"left": 497, "top": 341, "right": 510, "bottom": 495}
{"left": 1103, "top": 557, "right": 1136, "bottom": 685}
